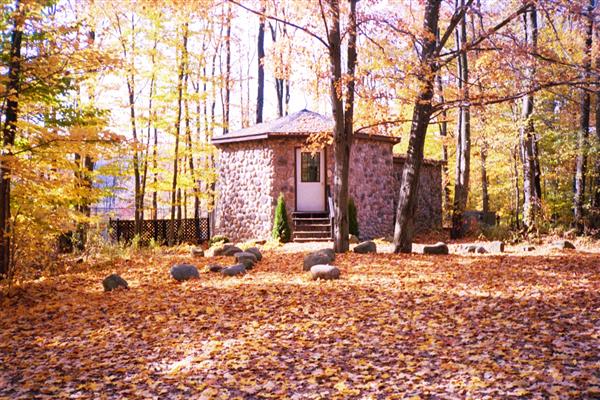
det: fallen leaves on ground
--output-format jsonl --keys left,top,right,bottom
{"left": 1, "top": 247, "right": 599, "bottom": 399}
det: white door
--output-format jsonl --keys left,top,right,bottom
{"left": 296, "top": 148, "right": 325, "bottom": 212}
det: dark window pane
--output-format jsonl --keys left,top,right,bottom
{"left": 301, "top": 152, "right": 320, "bottom": 182}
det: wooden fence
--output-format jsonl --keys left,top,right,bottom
{"left": 109, "top": 217, "right": 210, "bottom": 245}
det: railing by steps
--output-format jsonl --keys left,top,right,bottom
{"left": 327, "top": 194, "right": 334, "bottom": 240}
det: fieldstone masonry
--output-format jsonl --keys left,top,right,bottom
{"left": 393, "top": 156, "right": 443, "bottom": 233}
{"left": 214, "top": 142, "right": 274, "bottom": 240}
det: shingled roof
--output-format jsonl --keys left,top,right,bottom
{"left": 211, "top": 109, "right": 400, "bottom": 144}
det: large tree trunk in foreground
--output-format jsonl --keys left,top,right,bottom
{"left": 450, "top": 0, "right": 471, "bottom": 239}
{"left": 520, "top": 5, "right": 541, "bottom": 231}
{"left": 329, "top": 0, "right": 357, "bottom": 253}
{"left": 574, "top": 0, "right": 593, "bottom": 231}
{"left": 393, "top": 0, "right": 441, "bottom": 253}
{"left": 0, "top": 4, "right": 23, "bottom": 277}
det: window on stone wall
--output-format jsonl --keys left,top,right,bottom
{"left": 301, "top": 152, "right": 320, "bottom": 182}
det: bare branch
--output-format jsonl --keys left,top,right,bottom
{"left": 229, "top": 0, "right": 330, "bottom": 49}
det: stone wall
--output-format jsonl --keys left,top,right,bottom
{"left": 214, "top": 142, "right": 274, "bottom": 240}
{"left": 392, "top": 158, "right": 443, "bottom": 233}
{"left": 347, "top": 139, "right": 396, "bottom": 239}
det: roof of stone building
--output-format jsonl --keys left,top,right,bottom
{"left": 211, "top": 109, "right": 400, "bottom": 145}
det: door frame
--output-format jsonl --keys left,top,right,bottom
{"left": 294, "top": 146, "right": 328, "bottom": 212}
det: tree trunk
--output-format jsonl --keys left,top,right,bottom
{"left": 480, "top": 142, "right": 489, "bottom": 213}
{"left": 520, "top": 4, "right": 541, "bottom": 231}
{"left": 0, "top": 2, "right": 23, "bottom": 277}
{"left": 118, "top": 14, "right": 143, "bottom": 237}
{"left": 434, "top": 67, "right": 451, "bottom": 223}
{"left": 169, "top": 22, "right": 188, "bottom": 245}
{"left": 152, "top": 126, "right": 158, "bottom": 221}
{"left": 74, "top": 29, "right": 96, "bottom": 251}
{"left": 450, "top": 0, "right": 471, "bottom": 239}
{"left": 141, "top": 25, "right": 159, "bottom": 227}
{"left": 574, "top": 0, "right": 594, "bottom": 231}
{"left": 256, "top": 2, "right": 265, "bottom": 123}
{"left": 329, "top": 0, "right": 357, "bottom": 253}
{"left": 512, "top": 144, "right": 521, "bottom": 229}
{"left": 223, "top": 5, "right": 231, "bottom": 134}
{"left": 594, "top": 64, "right": 600, "bottom": 207}
{"left": 393, "top": 0, "right": 441, "bottom": 253}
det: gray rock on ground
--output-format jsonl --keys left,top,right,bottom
{"left": 234, "top": 252, "right": 257, "bottom": 269}
{"left": 422, "top": 242, "right": 449, "bottom": 255}
{"left": 221, "top": 264, "right": 246, "bottom": 277}
{"left": 245, "top": 247, "right": 262, "bottom": 261}
{"left": 310, "top": 264, "right": 340, "bottom": 280}
{"left": 191, "top": 247, "right": 204, "bottom": 257}
{"left": 353, "top": 241, "right": 377, "bottom": 254}
{"left": 170, "top": 264, "right": 200, "bottom": 281}
{"left": 487, "top": 241, "right": 505, "bottom": 253}
{"left": 316, "top": 248, "right": 335, "bottom": 261}
{"left": 552, "top": 240, "right": 576, "bottom": 250}
{"left": 303, "top": 249, "right": 335, "bottom": 271}
{"left": 206, "top": 264, "right": 223, "bottom": 273}
{"left": 102, "top": 274, "right": 128, "bottom": 292}
{"left": 206, "top": 244, "right": 243, "bottom": 257}
{"left": 222, "top": 245, "right": 244, "bottom": 257}
{"left": 459, "top": 241, "right": 504, "bottom": 254}
{"left": 458, "top": 244, "right": 478, "bottom": 253}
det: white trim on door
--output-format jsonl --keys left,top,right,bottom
{"left": 295, "top": 148, "right": 325, "bottom": 212}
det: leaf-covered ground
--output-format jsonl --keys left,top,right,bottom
{"left": 1, "top": 244, "right": 600, "bottom": 399}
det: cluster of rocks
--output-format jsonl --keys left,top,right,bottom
{"left": 303, "top": 248, "right": 340, "bottom": 280}
{"left": 203, "top": 244, "right": 264, "bottom": 277}
{"left": 456, "top": 241, "right": 504, "bottom": 255}
{"left": 551, "top": 240, "right": 576, "bottom": 250}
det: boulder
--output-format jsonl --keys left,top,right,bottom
{"left": 170, "top": 264, "right": 200, "bottom": 282}
{"left": 234, "top": 252, "right": 257, "bottom": 269}
{"left": 206, "top": 244, "right": 242, "bottom": 257}
{"left": 102, "top": 274, "right": 128, "bottom": 292}
{"left": 349, "top": 234, "right": 360, "bottom": 244}
{"left": 476, "top": 246, "right": 487, "bottom": 254}
{"left": 316, "top": 248, "right": 335, "bottom": 261}
{"left": 222, "top": 245, "right": 244, "bottom": 257}
{"left": 487, "top": 241, "right": 505, "bottom": 253}
{"left": 206, "top": 264, "right": 223, "bottom": 273}
{"left": 303, "top": 249, "right": 335, "bottom": 271}
{"left": 459, "top": 244, "right": 478, "bottom": 253}
{"left": 191, "top": 247, "right": 204, "bottom": 257}
{"left": 353, "top": 241, "right": 377, "bottom": 254}
{"left": 310, "top": 264, "right": 340, "bottom": 280}
{"left": 422, "top": 242, "right": 449, "bottom": 255}
{"left": 552, "top": 240, "right": 576, "bottom": 250}
{"left": 459, "top": 241, "right": 504, "bottom": 254}
{"left": 245, "top": 247, "right": 263, "bottom": 261}
{"left": 221, "top": 264, "right": 246, "bottom": 277}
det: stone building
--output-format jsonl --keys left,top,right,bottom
{"left": 211, "top": 110, "right": 443, "bottom": 242}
